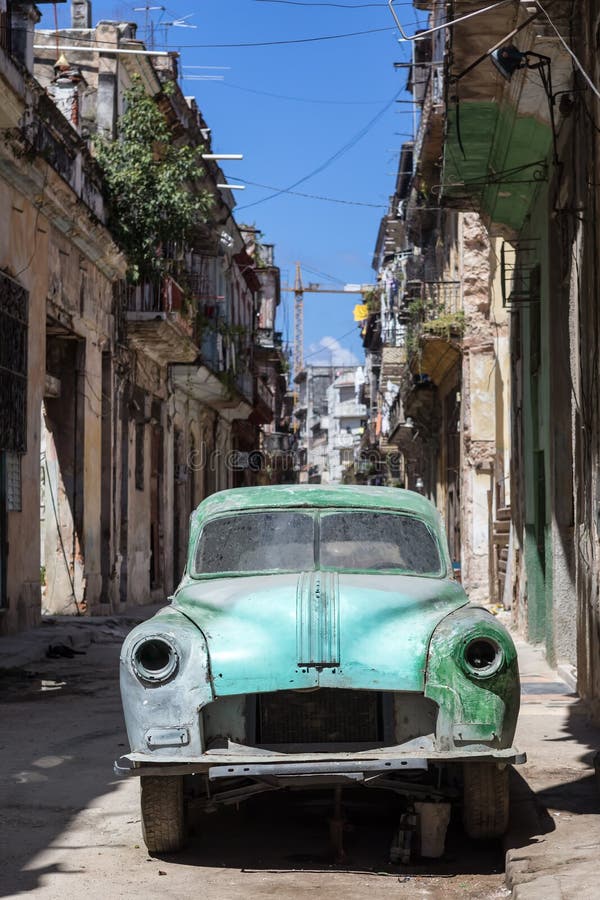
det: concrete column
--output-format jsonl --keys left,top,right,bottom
{"left": 10, "top": 2, "right": 40, "bottom": 72}
{"left": 71, "top": 1, "right": 92, "bottom": 29}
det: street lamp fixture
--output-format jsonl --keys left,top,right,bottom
{"left": 490, "top": 44, "right": 549, "bottom": 80}
{"left": 490, "top": 44, "right": 529, "bottom": 80}
{"left": 201, "top": 154, "right": 243, "bottom": 160}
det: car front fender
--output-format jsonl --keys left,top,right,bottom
{"left": 120, "top": 607, "right": 213, "bottom": 759}
{"left": 424, "top": 606, "right": 520, "bottom": 752}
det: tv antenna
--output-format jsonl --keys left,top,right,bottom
{"left": 162, "top": 13, "right": 197, "bottom": 48}
{"left": 133, "top": 5, "right": 165, "bottom": 49}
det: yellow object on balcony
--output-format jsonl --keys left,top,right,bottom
{"left": 353, "top": 303, "right": 369, "bottom": 322}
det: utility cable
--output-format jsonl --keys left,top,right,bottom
{"left": 225, "top": 177, "right": 387, "bottom": 208}
{"left": 388, "top": 0, "right": 513, "bottom": 41}
{"left": 303, "top": 326, "right": 361, "bottom": 361}
{"left": 254, "top": 1, "right": 410, "bottom": 7}
{"left": 534, "top": 0, "right": 600, "bottom": 100}
{"left": 39, "top": 24, "right": 397, "bottom": 50}
{"left": 236, "top": 88, "right": 402, "bottom": 211}
{"left": 212, "top": 80, "right": 387, "bottom": 106}
{"left": 299, "top": 263, "right": 346, "bottom": 284}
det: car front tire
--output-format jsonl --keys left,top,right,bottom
{"left": 140, "top": 775, "right": 185, "bottom": 854}
{"left": 462, "top": 761, "right": 509, "bottom": 839}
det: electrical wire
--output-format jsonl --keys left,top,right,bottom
{"left": 254, "top": 0, "right": 406, "bottom": 7}
{"left": 39, "top": 24, "right": 397, "bottom": 50}
{"left": 388, "top": 0, "right": 513, "bottom": 42}
{"left": 304, "top": 326, "right": 361, "bottom": 361}
{"left": 225, "top": 177, "right": 387, "bottom": 208}
{"left": 236, "top": 87, "right": 402, "bottom": 211}
{"left": 213, "top": 80, "right": 387, "bottom": 106}
{"left": 534, "top": 0, "right": 600, "bottom": 100}
{"left": 300, "top": 264, "right": 347, "bottom": 284}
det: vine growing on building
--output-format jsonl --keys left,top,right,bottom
{"left": 95, "top": 77, "right": 211, "bottom": 282}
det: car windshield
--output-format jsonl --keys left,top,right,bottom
{"left": 320, "top": 511, "right": 442, "bottom": 574}
{"left": 194, "top": 509, "right": 443, "bottom": 576}
{"left": 195, "top": 511, "right": 315, "bottom": 574}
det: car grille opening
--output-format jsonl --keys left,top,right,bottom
{"left": 257, "top": 688, "right": 383, "bottom": 744}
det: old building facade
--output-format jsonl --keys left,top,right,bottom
{"left": 389, "top": 0, "right": 600, "bottom": 711}
{"left": 1, "top": 0, "right": 287, "bottom": 634}
{"left": 0, "top": 0, "right": 126, "bottom": 632}
{"left": 360, "top": 5, "right": 512, "bottom": 605}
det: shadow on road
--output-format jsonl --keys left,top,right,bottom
{"left": 0, "top": 642, "right": 128, "bottom": 898}
{"left": 164, "top": 787, "right": 505, "bottom": 878}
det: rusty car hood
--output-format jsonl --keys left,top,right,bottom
{"left": 172, "top": 572, "right": 468, "bottom": 695}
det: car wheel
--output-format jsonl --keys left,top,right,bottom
{"left": 140, "top": 775, "right": 185, "bottom": 854}
{"left": 462, "top": 761, "right": 509, "bottom": 839}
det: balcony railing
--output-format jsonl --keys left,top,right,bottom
{"left": 256, "top": 376, "right": 274, "bottom": 410}
{"left": 402, "top": 280, "right": 462, "bottom": 319}
{"left": 263, "top": 431, "right": 297, "bottom": 454}
{"left": 126, "top": 276, "right": 185, "bottom": 314}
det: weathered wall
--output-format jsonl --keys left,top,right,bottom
{"left": 0, "top": 183, "right": 48, "bottom": 634}
{"left": 42, "top": 228, "right": 115, "bottom": 615}
{"left": 569, "top": 0, "right": 600, "bottom": 707}
{"left": 458, "top": 213, "right": 508, "bottom": 604}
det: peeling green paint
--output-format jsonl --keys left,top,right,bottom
{"left": 425, "top": 607, "right": 519, "bottom": 751}
{"left": 172, "top": 571, "right": 469, "bottom": 695}
{"left": 443, "top": 101, "right": 552, "bottom": 231}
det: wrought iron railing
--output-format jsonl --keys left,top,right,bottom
{"left": 0, "top": 271, "right": 28, "bottom": 452}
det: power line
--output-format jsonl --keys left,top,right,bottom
{"left": 37, "top": 24, "right": 396, "bottom": 50}
{"left": 304, "top": 327, "right": 361, "bottom": 362}
{"left": 300, "top": 264, "right": 347, "bottom": 285}
{"left": 236, "top": 87, "right": 402, "bottom": 211}
{"left": 253, "top": 0, "right": 405, "bottom": 7}
{"left": 214, "top": 80, "right": 387, "bottom": 106}
{"left": 227, "top": 177, "right": 387, "bottom": 208}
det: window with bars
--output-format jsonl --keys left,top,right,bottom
{"left": 0, "top": 271, "right": 28, "bottom": 453}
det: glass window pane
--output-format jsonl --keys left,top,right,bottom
{"left": 320, "top": 512, "right": 441, "bottom": 575}
{"left": 195, "top": 511, "right": 315, "bottom": 574}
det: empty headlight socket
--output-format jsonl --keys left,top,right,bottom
{"left": 460, "top": 635, "right": 504, "bottom": 679}
{"left": 131, "top": 635, "right": 180, "bottom": 685}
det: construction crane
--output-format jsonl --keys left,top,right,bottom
{"left": 282, "top": 262, "right": 376, "bottom": 381}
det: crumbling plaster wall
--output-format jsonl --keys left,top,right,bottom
{"left": 43, "top": 229, "right": 115, "bottom": 615}
{"left": 459, "top": 213, "right": 508, "bottom": 603}
{"left": 0, "top": 183, "right": 48, "bottom": 634}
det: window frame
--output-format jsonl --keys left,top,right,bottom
{"left": 190, "top": 507, "right": 446, "bottom": 581}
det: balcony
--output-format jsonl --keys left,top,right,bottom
{"left": 169, "top": 362, "right": 252, "bottom": 421}
{"left": 411, "top": 62, "right": 444, "bottom": 185}
{"left": 251, "top": 376, "right": 274, "bottom": 425}
{"left": 126, "top": 277, "right": 198, "bottom": 366}
{"left": 380, "top": 345, "right": 407, "bottom": 382}
{"left": 441, "top": 4, "right": 572, "bottom": 233}
{"left": 255, "top": 326, "right": 277, "bottom": 349}
{"left": 361, "top": 313, "right": 382, "bottom": 352}
{"left": 334, "top": 399, "right": 366, "bottom": 419}
{"left": 402, "top": 280, "right": 463, "bottom": 385}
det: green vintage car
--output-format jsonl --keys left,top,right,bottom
{"left": 116, "top": 485, "right": 524, "bottom": 854}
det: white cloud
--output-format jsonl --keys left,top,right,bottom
{"left": 305, "top": 336, "right": 360, "bottom": 367}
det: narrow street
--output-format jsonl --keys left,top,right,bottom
{"left": 1, "top": 617, "right": 598, "bottom": 900}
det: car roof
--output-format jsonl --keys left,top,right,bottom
{"left": 193, "top": 484, "right": 440, "bottom": 528}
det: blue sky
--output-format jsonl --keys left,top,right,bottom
{"left": 40, "top": 0, "right": 425, "bottom": 366}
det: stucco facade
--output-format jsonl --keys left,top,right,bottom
{"left": 0, "top": 5, "right": 125, "bottom": 633}
{"left": 1, "top": 1, "right": 287, "bottom": 634}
